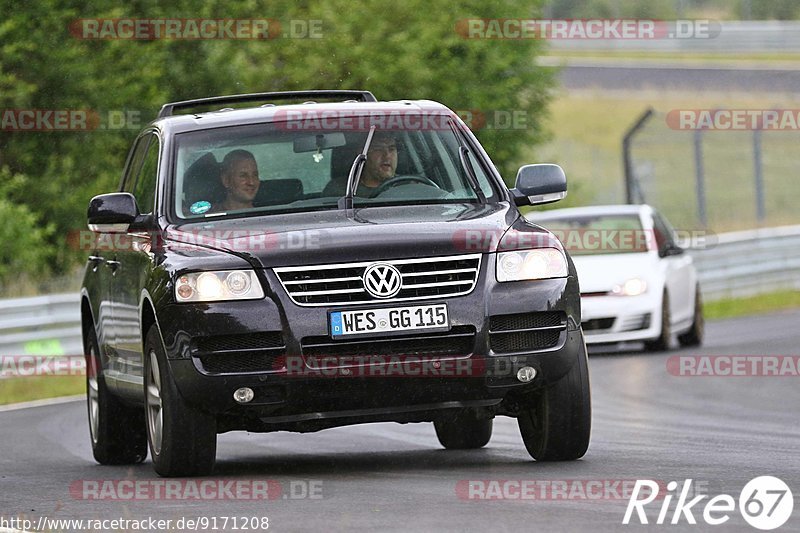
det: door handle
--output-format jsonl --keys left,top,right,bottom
{"left": 105, "top": 260, "right": 121, "bottom": 272}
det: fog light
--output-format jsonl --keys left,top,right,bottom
{"left": 233, "top": 387, "right": 254, "bottom": 404}
{"left": 516, "top": 366, "right": 537, "bottom": 383}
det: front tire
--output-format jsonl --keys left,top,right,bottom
{"left": 644, "top": 291, "right": 671, "bottom": 352}
{"left": 678, "top": 286, "right": 704, "bottom": 347}
{"left": 518, "top": 332, "right": 591, "bottom": 461}
{"left": 84, "top": 325, "right": 147, "bottom": 465}
{"left": 434, "top": 410, "right": 493, "bottom": 449}
{"left": 144, "top": 326, "right": 216, "bottom": 477}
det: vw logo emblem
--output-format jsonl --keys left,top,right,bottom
{"left": 362, "top": 263, "right": 402, "bottom": 299}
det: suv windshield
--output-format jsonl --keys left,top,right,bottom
{"left": 173, "top": 117, "right": 497, "bottom": 219}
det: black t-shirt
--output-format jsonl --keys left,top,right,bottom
{"left": 322, "top": 179, "right": 382, "bottom": 198}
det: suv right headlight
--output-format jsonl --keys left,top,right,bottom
{"left": 174, "top": 270, "right": 265, "bottom": 302}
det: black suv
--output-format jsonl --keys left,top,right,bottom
{"left": 81, "top": 90, "right": 590, "bottom": 476}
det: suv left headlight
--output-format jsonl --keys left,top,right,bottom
{"left": 175, "top": 270, "right": 265, "bottom": 302}
{"left": 496, "top": 248, "right": 568, "bottom": 282}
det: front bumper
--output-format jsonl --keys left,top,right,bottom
{"left": 166, "top": 328, "right": 585, "bottom": 432}
{"left": 155, "top": 258, "right": 583, "bottom": 432}
{"left": 580, "top": 291, "right": 661, "bottom": 344}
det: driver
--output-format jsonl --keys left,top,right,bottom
{"left": 321, "top": 132, "right": 402, "bottom": 198}
{"left": 360, "top": 132, "right": 398, "bottom": 192}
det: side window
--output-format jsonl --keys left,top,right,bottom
{"left": 133, "top": 134, "right": 160, "bottom": 214}
{"left": 120, "top": 136, "right": 149, "bottom": 193}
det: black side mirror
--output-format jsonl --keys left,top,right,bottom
{"left": 510, "top": 164, "right": 567, "bottom": 206}
{"left": 87, "top": 193, "right": 139, "bottom": 233}
{"left": 660, "top": 244, "right": 685, "bottom": 258}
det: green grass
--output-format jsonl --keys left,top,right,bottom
{"left": 704, "top": 290, "right": 800, "bottom": 320}
{"left": 0, "top": 375, "right": 85, "bottom": 406}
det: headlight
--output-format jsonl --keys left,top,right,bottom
{"left": 175, "top": 270, "right": 264, "bottom": 302}
{"left": 496, "top": 248, "right": 568, "bottom": 282}
{"left": 612, "top": 278, "right": 647, "bottom": 296}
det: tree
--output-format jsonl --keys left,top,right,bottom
{"left": 0, "top": 0, "right": 553, "bottom": 283}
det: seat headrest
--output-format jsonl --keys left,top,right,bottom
{"left": 254, "top": 178, "right": 304, "bottom": 206}
{"left": 183, "top": 153, "right": 222, "bottom": 207}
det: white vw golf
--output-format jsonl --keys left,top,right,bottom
{"left": 528, "top": 204, "right": 704, "bottom": 350}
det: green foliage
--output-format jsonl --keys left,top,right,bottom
{"left": 0, "top": 0, "right": 553, "bottom": 284}
{"left": 0, "top": 168, "right": 54, "bottom": 283}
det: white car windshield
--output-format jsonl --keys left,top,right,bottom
{"left": 534, "top": 214, "right": 650, "bottom": 255}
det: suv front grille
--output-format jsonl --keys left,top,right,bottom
{"left": 198, "top": 352, "right": 284, "bottom": 374}
{"left": 274, "top": 254, "right": 481, "bottom": 306}
{"left": 301, "top": 326, "right": 476, "bottom": 361}
{"left": 489, "top": 312, "right": 565, "bottom": 353}
{"left": 192, "top": 332, "right": 286, "bottom": 374}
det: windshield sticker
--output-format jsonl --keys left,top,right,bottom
{"left": 189, "top": 200, "right": 211, "bottom": 215}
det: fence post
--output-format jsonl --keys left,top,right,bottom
{"left": 622, "top": 107, "right": 654, "bottom": 204}
{"left": 693, "top": 129, "right": 707, "bottom": 227}
{"left": 753, "top": 129, "right": 765, "bottom": 223}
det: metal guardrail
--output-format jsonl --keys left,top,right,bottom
{"left": 688, "top": 224, "right": 800, "bottom": 301}
{"left": 0, "top": 226, "right": 798, "bottom": 357}
{"left": 0, "top": 293, "right": 82, "bottom": 358}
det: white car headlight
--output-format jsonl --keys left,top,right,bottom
{"left": 175, "top": 270, "right": 264, "bottom": 302}
{"left": 496, "top": 248, "right": 568, "bottom": 282}
{"left": 612, "top": 278, "right": 647, "bottom": 296}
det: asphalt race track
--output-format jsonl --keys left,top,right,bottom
{"left": 1, "top": 310, "right": 799, "bottom": 532}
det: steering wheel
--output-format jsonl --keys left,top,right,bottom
{"left": 373, "top": 175, "right": 441, "bottom": 196}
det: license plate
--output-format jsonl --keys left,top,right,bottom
{"left": 330, "top": 304, "right": 449, "bottom": 337}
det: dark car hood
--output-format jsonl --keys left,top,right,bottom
{"left": 165, "top": 203, "right": 559, "bottom": 267}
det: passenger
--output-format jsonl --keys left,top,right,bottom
{"left": 217, "top": 149, "right": 260, "bottom": 211}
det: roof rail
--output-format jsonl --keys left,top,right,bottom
{"left": 158, "top": 90, "right": 377, "bottom": 118}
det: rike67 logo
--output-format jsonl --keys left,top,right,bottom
{"left": 623, "top": 476, "right": 793, "bottom": 530}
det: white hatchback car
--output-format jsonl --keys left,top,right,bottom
{"left": 528, "top": 204, "right": 703, "bottom": 350}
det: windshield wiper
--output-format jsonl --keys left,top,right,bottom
{"left": 338, "top": 126, "right": 377, "bottom": 210}
{"left": 448, "top": 119, "right": 487, "bottom": 203}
